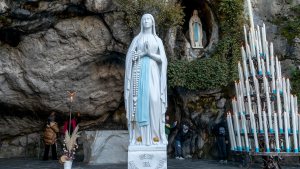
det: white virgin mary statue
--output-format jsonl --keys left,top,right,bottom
{"left": 189, "top": 10, "right": 203, "bottom": 49}
{"left": 124, "top": 14, "right": 168, "bottom": 146}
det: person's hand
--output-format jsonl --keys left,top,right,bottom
{"left": 173, "top": 121, "right": 178, "bottom": 127}
{"left": 137, "top": 50, "right": 146, "bottom": 58}
{"left": 144, "top": 41, "right": 151, "bottom": 56}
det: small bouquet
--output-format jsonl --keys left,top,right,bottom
{"left": 59, "top": 125, "right": 80, "bottom": 163}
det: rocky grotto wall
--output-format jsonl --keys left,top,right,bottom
{"left": 0, "top": 0, "right": 299, "bottom": 160}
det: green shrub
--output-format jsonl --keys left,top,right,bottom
{"left": 114, "top": 0, "right": 184, "bottom": 33}
{"left": 168, "top": 58, "right": 229, "bottom": 90}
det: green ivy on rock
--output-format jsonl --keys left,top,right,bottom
{"left": 114, "top": 0, "right": 184, "bottom": 34}
{"left": 168, "top": 0, "right": 244, "bottom": 90}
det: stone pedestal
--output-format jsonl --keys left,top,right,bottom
{"left": 81, "top": 130, "right": 129, "bottom": 164}
{"left": 128, "top": 145, "right": 167, "bottom": 169}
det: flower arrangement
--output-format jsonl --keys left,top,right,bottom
{"left": 60, "top": 125, "right": 80, "bottom": 163}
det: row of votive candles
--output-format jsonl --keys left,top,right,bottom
{"left": 227, "top": 111, "right": 300, "bottom": 153}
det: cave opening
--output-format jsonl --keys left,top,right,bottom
{"left": 0, "top": 28, "right": 23, "bottom": 47}
{"left": 180, "top": 0, "right": 214, "bottom": 49}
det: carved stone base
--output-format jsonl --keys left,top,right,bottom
{"left": 128, "top": 145, "right": 167, "bottom": 169}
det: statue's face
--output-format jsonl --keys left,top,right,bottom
{"left": 142, "top": 15, "right": 153, "bottom": 29}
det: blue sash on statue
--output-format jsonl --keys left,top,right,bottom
{"left": 136, "top": 56, "right": 150, "bottom": 126}
{"left": 194, "top": 23, "right": 199, "bottom": 42}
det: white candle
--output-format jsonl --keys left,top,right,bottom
{"left": 261, "top": 24, "right": 266, "bottom": 54}
{"left": 238, "top": 63, "right": 245, "bottom": 97}
{"left": 276, "top": 80, "right": 283, "bottom": 133}
{"left": 266, "top": 41, "right": 270, "bottom": 75}
{"left": 233, "top": 106, "right": 242, "bottom": 151}
{"left": 275, "top": 57, "right": 282, "bottom": 92}
{"left": 244, "top": 25, "right": 248, "bottom": 45}
{"left": 270, "top": 43, "right": 276, "bottom": 93}
{"left": 261, "top": 59, "right": 266, "bottom": 77}
{"left": 246, "top": 0, "right": 254, "bottom": 30}
{"left": 249, "top": 57, "right": 256, "bottom": 78}
{"left": 227, "top": 113, "right": 235, "bottom": 151}
{"left": 245, "top": 78, "right": 255, "bottom": 132}
{"left": 241, "top": 47, "right": 249, "bottom": 79}
{"left": 291, "top": 96, "right": 298, "bottom": 152}
{"left": 241, "top": 113, "right": 250, "bottom": 152}
{"left": 229, "top": 113, "right": 237, "bottom": 151}
{"left": 283, "top": 78, "right": 291, "bottom": 133}
{"left": 249, "top": 30, "right": 256, "bottom": 57}
{"left": 279, "top": 62, "right": 283, "bottom": 92}
{"left": 250, "top": 109, "right": 260, "bottom": 152}
{"left": 298, "top": 114, "right": 300, "bottom": 150}
{"left": 287, "top": 78, "right": 291, "bottom": 112}
{"left": 295, "top": 96, "right": 298, "bottom": 134}
{"left": 235, "top": 81, "right": 239, "bottom": 98}
{"left": 264, "top": 76, "right": 273, "bottom": 132}
{"left": 284, "top": 111, "right": 291, "bottom": 152}
{"left": 274, "top": 113, "right": 280, "bottom": 152}
{"left": 263, "top": 111, "right": 270, "bottom": 152}
{"left": 238, "top": 82, "right": 246, "bottom": 113}
{"left": 257, "top": 25, "right": 263, "bottom": 57}
{"left": 255, "top": 39, "right": 262, "bottom": 75}
{"left": 254, "top": 77, "right": 264, "bottom": 133}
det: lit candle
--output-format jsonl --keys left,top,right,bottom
{"left": 249, "top": 57, "right": 255, "bottom": 78}
{"left": 245, "top": 78, "right": 254, "bottom": 132}
{"left": 249, "top": 30, "right": 256, "bottom": 57}
{"left": 241, "top": 47, "right": 249, "bottom": 79}
{"left": 250, "top": 109, "right": 259, "bottom": 152}
{"left": 276, "top": 80, "right": 283, "bottom": 133}
{"left": 235, "top": 81, "right": 239, "bottom": 99}
{"left": 287, "top": 78, "right": 291, "bottom": 112}
{"left": 233, "top": 102, "right": 242, "bottom": 151}
{"left": 241, "top": 113, "right": 250, "bottom": 152}
{"left": 295, "top": 96, "right": 298, "bottom": 134}
{"left": 232, "top": 99, "right": 242, "bottom": 151}
{"left": 244, "top": 26, "right": 248, "bottom": 46}
{"left": 265, "top": 41, "right": 270, "bottom": 75}
{"left": 283, "top": 78, "right": 291, "bottom": 133}
{"left": 291, "top": 96, "right": 298, "bottom": 152}
{"left": 274, "top": 113, "right": 280, "bottom": 152}
{"left": 263, "top": 111, "right": 270, "bottom": 152}
{"left": 279, "top": 62, "right": 283, "bottom": 93}
{"left": 298, "top": 114, "right": 300, "bottom": 150}
{"left": 254, "top": 77, "right": 264, "bottom": 133}
{"left": 284, "top": 111, "right": 291, "bottom": 152}
{"left": 257, "top": 25, "right": 263, "bottom": 58}
{"left": 261, "top": 58, "right": 266, "bottom": 77}
{"left": 275, "top": 57, "right": 282, "bottom": 92}
{"left": 227, "top": 113, "right": 236, "bottom": 151}
{"left": 230, "top": 113, "right": 237, "bottom": 150}
{"left": 264, "top": 76, "right": 273, "bottom": 132}
{"left": 270, "top": 43, "right": 276, "bottom": 93}
{"left": 238, "top": 82, "right": 246, "bottom": 114}
{"left": 246, "top": 0, "right": 254, "bottom": 30}
{"left": 255, "top": 39, "right": 262, "bottom": 75}
{"left": 238, "top": 62, "right": 245, "bottom": 97}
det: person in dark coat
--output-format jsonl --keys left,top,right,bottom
{"left": 43, "top": 112, "right": 59, "bottom": 160}
{"left": 174, "top": 123, "right": 191, "bottom": 160}
{"left": 213, "top": 121, "right": 228, "bottom": 164}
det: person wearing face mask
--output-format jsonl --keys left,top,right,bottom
{"left": 174, "top": 123, "right": 191, "bottom": 160}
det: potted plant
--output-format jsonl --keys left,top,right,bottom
{"left": 59, "top": 125, "right": 80, "bottom": 169}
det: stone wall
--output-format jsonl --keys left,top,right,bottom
{"left": 0, "top": 0, "right": 299, "bottom": 159}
